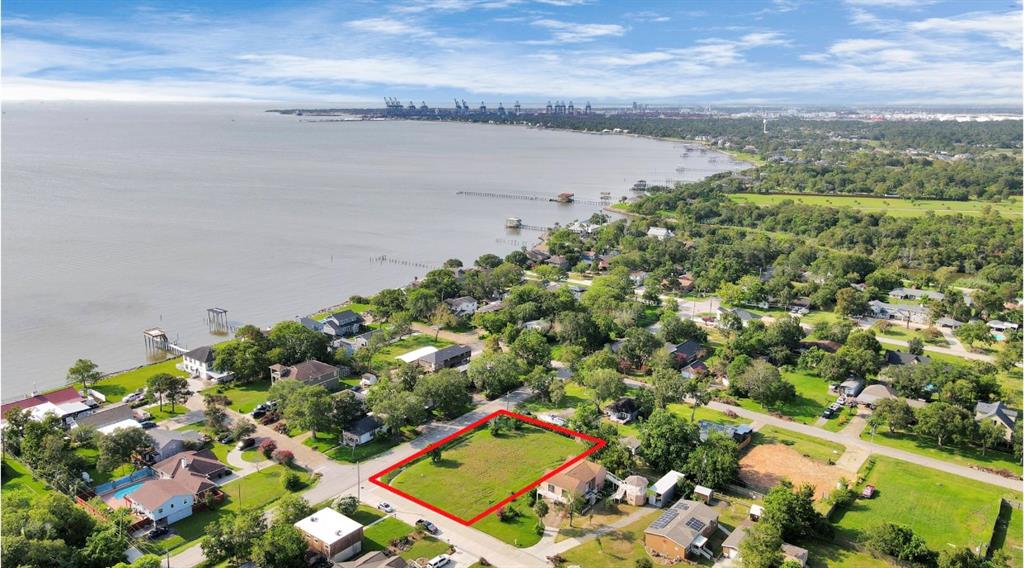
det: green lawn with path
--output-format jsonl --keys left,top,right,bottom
{"left": 362, "top": 516, "right": 450, "bottom": 561}
{"left": 560, "top": 508, "right": 663, "bottom": 567}
{"left": 91, "top": 358, "right": 188, "bottom": 402}
{"left": 1, "top": 455, "right": 49, "bottom": 496}
{"left": 144, "top": 403, "right": 191, "bottom": 423}
{"left": 668, "top": 402, "right": 753, "bottom": 426}
{"left": 754, "top": 426, "right": 846, "bottom": 463}
{"left": 351, "top": 504, "right": 387, "bottom": 525}
{"left": 734, "top": 370, "right": 834, "bottom": 424}
{"left": 473, "top": 495, "right": 543, "bottom": 547}
{"left": 860, "top": 429, "right": 1022, "bottom": 476}
{"left": 727, "top": 193, "right": 1023, "bottom": 219}
{"left": 832, "top": 456, "right": 1019, "bottom": 551}
{"left": 388, "top": 422, "right": 585, "bottom": 520}
{"left": 76, "top": 446, "right": 136, "bottom": 485}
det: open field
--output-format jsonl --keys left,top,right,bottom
{"left": 734, "top": 371, "right": 834, "bottom": 424}
{"left": 992, "top": 501, "right": 1023, "bottom": 568}
{"left": 739, "top": 433, "right": 847, "bottom": 499}
{"left": 861, "top": 429, "right": 1023, "bottom": 476}
{"left": 727, "top": 193, "right": 1023, "bottom": 219}
{"left": 92, "top": 358, "right": 189, "bottom": 402}
{"left": 833, "top": 456, "right": 1018, "bottom": 551}
{"left": 1, "top": 455, "right": 49, "bottom": 496}
{"left": 388, "top": 421, "right": 586, "bottom": 520}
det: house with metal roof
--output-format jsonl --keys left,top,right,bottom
{"left": 648, "top": 470, "right": 685, "bottom": 507}
{"left": 415, "top": 345, "right": 472, "bottom": 372}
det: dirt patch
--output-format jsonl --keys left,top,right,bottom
{"left": 739, "top": 443, "right": 846, "bottom": 499}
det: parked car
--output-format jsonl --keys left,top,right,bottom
{"left": 416, "top": 519, "right": 439, "bottom": 534}
{"left": 216, "top": 432, "right": 234, "bottom": 444}
{"left": 146, "top": 526, "right": 169, "bottom": 540}
{"left": 259, "top": 412, "right": 280, "bottom": 425}
{"left": 861, "top": 485, "right": 876, "bottom": 499}
{"left": 133, "top": 410, "right": 153, "bottom": 421}
{"left": 821, "top": 407, "right": 836, "bottom": 419}
{"left": 377, "top": 502, "right": 394, "bottom": 513}
{"left": 251, "top": 408, "right": 267, "bottom": 419}
{"left": 236, "top": 437, "right": 255, "bottom": 450}
{"left": 427, "top": 554, "right": 451, "bottom": 568}
{"left": 139, "top": 420, "right": 157, "bottom": 429}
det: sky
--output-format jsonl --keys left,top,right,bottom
{"left": 2, "top": 0, "right": 1022, "bottom": 105}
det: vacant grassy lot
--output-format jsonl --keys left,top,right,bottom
{"left": 992, "top": 501, "right": 1023, "bottom": 568}
{"left": 389, "top": 422, "right": 585, "bottom": 520}
{"left": 728, "top": 193, "right": 1023, "bottom": 219}
{"left": 473, "top": 494, "right": 544, "bottom": 547}
{"left": 755, "top": 426, "right": 845, "bottom": 463}
{"left": 861, "top": 430, "right": 1022, "bottom": 476}
{"left": 560, "top": 508, "right": 662, "bottom": 567}
{"left": 91, "top": 358, "right": 188, "bottom": 402}
{"left": 735, "top": 371, "right": 834, "bottom": 424}
{"left": 833, "top": 456, "right": 1017, "bottom": 551}
{"left": 362, "top": 516, "right": 450, "bottom": 561}
{"left": 667, "top": 402, "right": 753, "bottom": 426}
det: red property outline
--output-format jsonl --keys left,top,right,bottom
{"left": 369, "top": 409, "right": 606, "bottom": 526}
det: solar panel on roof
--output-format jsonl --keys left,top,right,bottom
{"left": 649, "top": 509, "right": 679, "bottom": 529}
{"left": 685, "top": 518, "right": 706, "bottom": 532}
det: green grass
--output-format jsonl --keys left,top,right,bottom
{"left": 213, "top": 379, "right": 272, "bottom": 413}
{"left": 310, "top": 303, "right": 372, "bottom": 321}
{"left": 363, "top": 517, "right": 414, "bottom": 552}
{"left": 803, "top": 538, "right": 889, "bottom": 568}
{"left": 991, "top": 501, "right": 1023, "bottom": 568}
{"left": 832, "top": 456, "right": 1019, "bottom": 551}
{"left": 560, "top": 508, "right": 662, "bottom": 567}
{"left": 801, "top": 310, "right": 842, "bottom": 328}
{"left": 720, "top": 148, "right": 767, "bottom": 167}
{"left": 821, "top": 405, "right": 857, "bottom": 433}
{"left": 75, "top": 446, "right": 136, "bottom": 485}
{"left": 389, "top": 422, "right": 585, "bottom": 520}
{"left": 143, "top": 404, "right": 190, "bottom": 423}
{"left": 240, "top": 448, "right": 264, "bottom": 463}
{"left": 473, "top": 495, "right": 543, "bottom": 547}
{"left": 667, "top": 402, "right": 753, "bottom": 426}
{"left": 1, "top": 455, "right": 49, "bottom": 495}
{"left": 91, "top": 358, "right": 188, "bottom": 402}
{"left": 371, "top": 335, "right": 453, "bottom": 371}
{"left": 734, "top": 371, "right": 834, "bottom": 424}
{"left": 316, "top": 433, "right": 408, "bottom": 463}
{"left": 351, "top": 504, "right": 387, "bottom": 526}
{"left": 520, "top": 381, "right": 592, "bottom": 413}
{"left": 755, "top": 426, "right": 846, "bottom": 463}
{"left": 401, "top": 536, "right": 450, "bottom": 561}
{"left": 861, "top": 429, "right": 1023, "bottom": 476}
{"left": 158, "top": 464, "right": 315, "bottom": 555}
{"left": 727, "top": 193, "right": 1023, "bottom": 219}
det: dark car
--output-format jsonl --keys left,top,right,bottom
{"left": 236, "top": 437, "right": 255, "bottom": 450}
{"left": 251, "top": 408, "right": 267, "bottom": 419}
{"left": 416, "top": 519, "right": 439, "bottom": 534}
{"left": 139, "top": 420, "right": 157, "bottom": 429}
{"left": 821, "top": 407, "right": 836, "bottom": 419}
{"left": 146, "top": 526, "right": 169, "bottom": 540}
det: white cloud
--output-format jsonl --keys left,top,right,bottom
{"left": 527, "top": 19, "right": 625, "bottom": 44}
{"left": 909, "top": 11, "right": 1022, "bottom": 50}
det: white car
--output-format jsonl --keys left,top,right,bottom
{"left": 427, "top": 554, "right": 451, "bottom": 568}
{"left": 377, "top": 502, "right": 394, "bottom": 513}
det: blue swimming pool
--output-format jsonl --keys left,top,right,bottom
{"left": 112, "top": 482, "right": 145, "bottom": 500}
{"left": 992, "top": 332, "right": 1006, "bottom": 341}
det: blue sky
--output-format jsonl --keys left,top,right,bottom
{"left": 3, "top": 0, "right": 1021, "bottom": 105}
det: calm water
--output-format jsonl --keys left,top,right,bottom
{"left": 2, "top": 103, "right": 744, "bottom": 395}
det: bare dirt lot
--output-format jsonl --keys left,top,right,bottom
{"left": 739, "top": 443, "right": 847, "bottom": 499}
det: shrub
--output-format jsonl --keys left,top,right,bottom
{"left": 332, "top": 495, "right": 359, "bottom": 516}
{"left": 636, "top": 560, "right": 653, "bottom": 568}
{"left": 534, "top": 522, "right": 545, "bottom": 536}
{"left": 496, "top": 504, "right": 520, "bottom": 522}
{"left": 282, "top": 471, "right": 303, "bottom": 491}
{"left": 274, "top": 422, "right": 289, "bottom": 434}
{"left": 272, "top": 449, "right": 295, "bottom": 465}
{"left": 259, "top": 438, "right": 277, "bottom": 458}
{"left": 527, "top": 488, "right": 537, "bottom": 507}
{"left": 534, "top": 500, "right": 549, "bottom": 518}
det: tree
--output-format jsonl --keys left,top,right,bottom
{"left": 907, "top": 337, "right": 925, "bottom": 356}
{"left": 231, "top": 418, "right": 257, "bottom": 442}
{"left": 834, "top": 288, "right": 868, "bottom": 317}
{"left": 584, "top": 368, "right": 625, "bottom": 402}
{"left": 331, "top": 390, "right": 365, "bottom": 427}
{"left": 96, "top": 428, "right": 154, "bottom": 474}
{"left": 282, "top": 385, "right": 334, "bottom": 439}
{"left": 637, "top": 410, "right": 697, "bottom": 473}
{"left": 683, "top": 377, "right": 713, "bottom": 421}
{"left": 214, "top": 339, "right": 269, "bottom": 383}
{"left": 866, "top": 523, "right": 935, "bottom": 564}
{"left": 391, "top": 362, "right": 423, "bottom": 391}
{"left": 556, "top": 311, "right": 605, "bottom": 350}
{"left": 407, "top": 288, "right": 441, "bottom": 320}
{"left": 505, "top": 249, "right": 530, "bottom": 267}
{"left": 475, "top": 253, "right": 503, "bottom": 269}
{"left": 914, "top": 402, "right": 973, "bottom": 447}
{"left": 619, "top": 327, "right": 661, "bottom": 369}
{"left": 939, "top": 379, "right": 978, "bottom": 409}
{"left": 67, "top": 358, "right": 102, "bottom": 391}
{"left": 733, "top": 361, "right": 795, "bottom": 408}
{"left": 871, "top": 398, "right": 915, "bottom": 434}
{"left": 660, "top": 315, "right": 707, "bottom": 344}
{"left": 938, "top": 548, "right": 988, "bottom": 568}
{"left": 760, "top": 481, "right": 821, "bottom": 541}
{"left": 146, "top": 373, "right": 174, "bottom": 411}
{"left": 201, "top": 509, "right": 267, "bottom": 565}
{"left": 467, "top": 352, "right": 526, "bottom": 399}
{"left": 333, "top": 495, "right": 359, "bottom": 516}
{"left": 511, "top": 329, "right": 551, "bottom": 368}
{"left": 414, "top": 369, "right": 472, "bottom": 419}
{"left": 738, "top": 522, "right": 783, "bottom": 568}
{"left": 955, "top": 320, "right": 994, "bottom": 349}
{"left": 251, "top": 522, "right": 308, "bottom": 568}
{"left": 275, "top": 493, "right": 315, "bottom": 525}
{"left": 534, "top": 499, "right": 549, "bottom": 518}
{"left": 976, "top": 420, "right": 1005, "bottom": 456}
{"left": 367, "top": 380, "right": 427, "bottom": 432}
{"left": 650, "top": 367, "right": 687, "bottom": 408}
{"left": 79, "top": 512, "right": 132, "bottom": 568}
{"left": 429, "top": 304, "right": 457, "bottom": 339}
{"left": 430, "top": 447, "right": 442, "bottom": 463}
{"left": 685, "top": 432, "right": 739, "bottom": 489}
{"left": 372, "top": 288, "right": 407, "bottom": 319}
{"left": 268, "top": 321, "right": 330, "bottom": 365}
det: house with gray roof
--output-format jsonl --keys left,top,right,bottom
{"left": 644, "top": 499, "right": 718, "bottom": 560}
{"left": 974, "top": 401, "right": 1019, "bottom": 441}
{"left": 884, "top": 350, "right": 931, "bottom": 366}
{"left": 415, "top": 345, "right": 472, "bottom": 372}
{"left": 322, "top": 310, "right": 364, "bottom": 338}
{"left": 889, "top": 287, "right": 944, "bottom": 302}
{"left": 867, "top": 300, "right": 929, "bottom": 325}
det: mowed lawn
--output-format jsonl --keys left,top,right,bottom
{"left": 389, "top": 423, "right": 586, "bottom": 520}
{"left": 755, "top": 426, "right": 845, "bottom": 463}
{"left": 735, "top": 371, "right": 834, "bottom": 424}
{"left": 727, "top": 193, "right": 1023, "bottom": 219}
{"left": 560, "top": 509, "right": 663, "bottom": 567}
{"left": 833, "top": 456, "right": 1018, "bottom": 551}
{"left": 860, "top": 430, "right": 1023, "bottom": 476}
{"left": 90, "top": 358, "right": 189, "bottom": 402}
